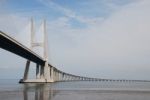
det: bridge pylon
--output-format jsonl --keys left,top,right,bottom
{"left": 20, "top": 18, "right": 53, "bottom": 83}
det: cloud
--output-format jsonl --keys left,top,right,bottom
{"left": 0, "top": 14, "right": 28, "bottom": 36}
{"left": 37, "top": 0, "right": 106, "bottom": 26}
{"left": 38, "top": 0, "right": 76, "bottom": 17}
{"left": 47, "top": 0, "right": 150, "bottom": 79}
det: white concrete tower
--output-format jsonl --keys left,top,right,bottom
{"left": 20, "top": 18, "right": 52, "bottom": 83}
{"left": 21, "top": 18, "right": 34, "bottom": 82}
{"left": 43, "top": 19, "right": 51, "bottom": 82}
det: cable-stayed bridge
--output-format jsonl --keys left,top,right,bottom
{"left": 0, "top": 19, "right": 149, "bottom": 83}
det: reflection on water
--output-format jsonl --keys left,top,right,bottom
{"left": 22, "top": 81, "right": 150, "bottom": 100}
{"left": 23, "top": 84, "right": 57, "bottom": 100}
{"left": 1, "top": 80, "right": 150, "bottom": 100}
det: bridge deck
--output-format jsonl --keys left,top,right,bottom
{"left": 0, "top": 31, "right": 45, "bottom": 65}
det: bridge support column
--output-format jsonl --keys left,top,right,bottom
{"left": 53, "top": 70, "right": 55, "bottom": 82}
{"left": 59, "top": 73, "right": 61, "bottom": 81}
{"left": 23, "top": 60, "right": 30, "bottom": 81}
{"left": 44, "top": 61, "right": 51, "bottom": 82}
{"left": 50, "top": 67, "right": 54, "bottom": 82}
{"left": 40, "top": 65, "right": 44, "bottom": 79}
{"left": 56, "top": 71, "right": 58, "bottom": 81}
{"left": 36, "top": 64, "right": 40, "bottom": 79}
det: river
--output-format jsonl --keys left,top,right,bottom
{"left": 0, "top": 79, "right": 150, "bottom": 100}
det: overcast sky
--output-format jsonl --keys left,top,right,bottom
{"left": 0, "top": 0, "right": 150, "bottom": 80}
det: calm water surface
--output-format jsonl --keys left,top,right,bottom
{"left": 0, "top": 79, "right": 150, "bottom": 100}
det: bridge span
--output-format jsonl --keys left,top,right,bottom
{"left": 0, "top": 20, "right": 150, "bottom": 83}
{"left": 0, "top": 30, "right": 93, "bottom": 83}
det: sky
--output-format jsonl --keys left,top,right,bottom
{"left": 0, "top": 0, "right": 150, "bottom": 80}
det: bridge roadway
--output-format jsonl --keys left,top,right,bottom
{"left": 0, "top": 31, "right": 45, "bottom": 65}
{"left": 0, "top": 31, "right": 150, "bottom": 83}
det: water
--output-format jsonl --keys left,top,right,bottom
{"left": 0, "top": 79, "right": 150, "bottom": 100}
